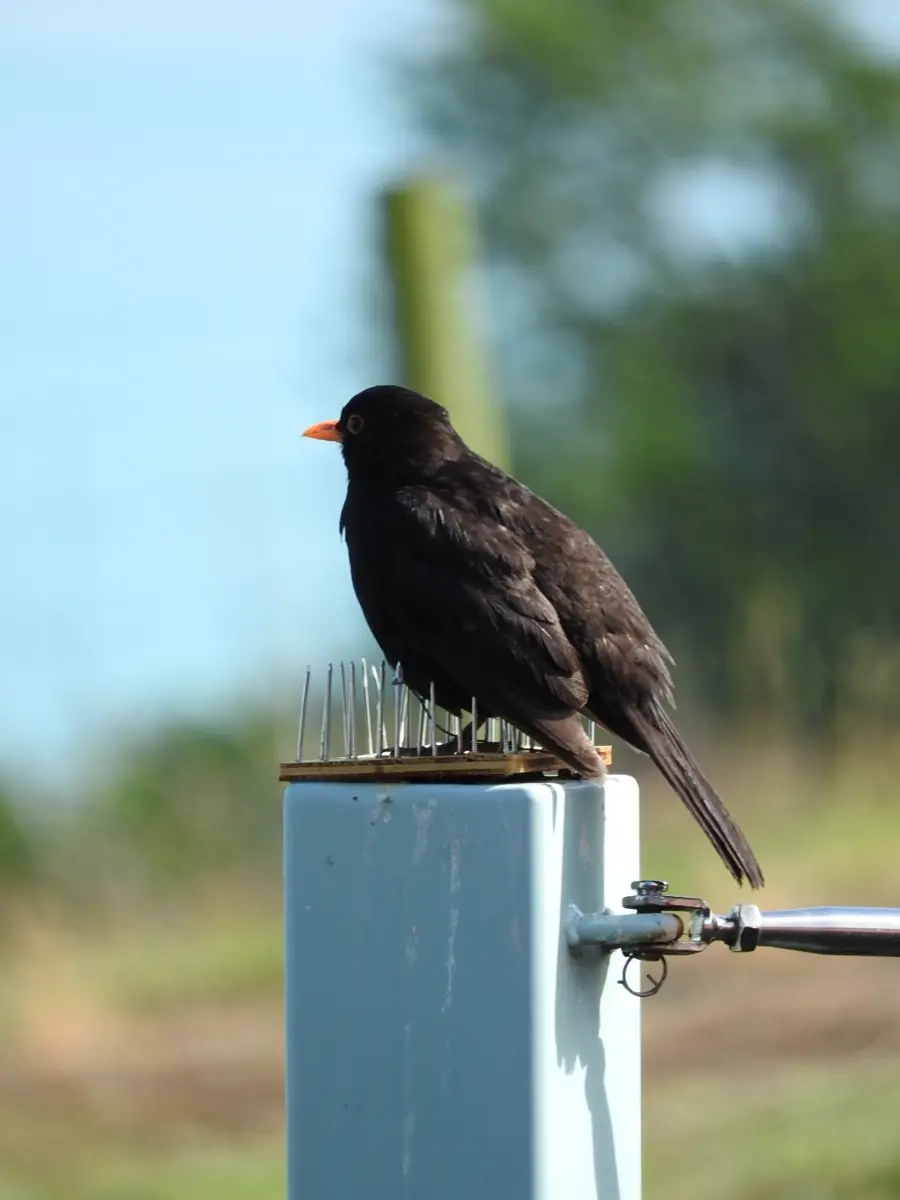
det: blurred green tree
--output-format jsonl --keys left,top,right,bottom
{"left": 0, "top": 782, "right": 38, "bottom": 889}
{"left": 87, "top": 713, "right": 284, "bottom": 893}
{"left": 405, "top": 0, "right": 900, "bottom": 731}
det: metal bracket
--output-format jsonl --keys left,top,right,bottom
{"left": 566, "top": 879, "right": 900, "bottom": 997}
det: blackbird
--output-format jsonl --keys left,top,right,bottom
{"left": 304, "top": 384, "right": 764, "bottom": 888}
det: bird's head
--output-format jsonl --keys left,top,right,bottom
{"left": 303, "top": 385, "right": 462, "bottom": 480}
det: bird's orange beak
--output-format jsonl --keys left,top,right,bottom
{"left": 302, "top": 420, "right": 343, "bottom": 443}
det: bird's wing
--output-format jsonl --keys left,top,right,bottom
{"left": 361, "top": 487, "right": 591, "bottom": 720}
{"left": 522, "top": 512, "right": 677, "bottom": 707}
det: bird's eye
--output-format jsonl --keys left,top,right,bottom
{"left": 345, "top": 414, "right": 364, "bottom": 435}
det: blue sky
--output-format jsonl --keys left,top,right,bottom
{"left": 2, "top": 0, "right": 451, "bottom": 778}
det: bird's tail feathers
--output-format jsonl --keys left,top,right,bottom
{"left": 629, "top": 703, "right": 765, "bottom": 889}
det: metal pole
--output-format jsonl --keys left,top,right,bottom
{"left": 284, "top": 775, "right": 642, "bottom": 1199}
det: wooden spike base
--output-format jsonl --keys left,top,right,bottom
{"left": 279, "top": 746, "right": 612, "bottom": 785}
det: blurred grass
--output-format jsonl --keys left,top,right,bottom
{"left": 91, "top": 914, "right": 283, "bottom": 1014}
{"left": 645, "top": 1058, "right": 900, "bottom": 1200}
{"left": 0, "top": 1135, "right": 283, "bottom": 1200}
{"left": 635, "top": 729, "right": 900, "bottom": 909}
{"left": 2, "top": 717, "right": 900, "bottom": 1198}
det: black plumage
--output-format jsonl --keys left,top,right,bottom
{"left": 303, "top": 385, "right": 764, "bottom": 889}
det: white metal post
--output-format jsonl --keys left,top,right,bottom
{"left": 284, "top": 775, "right": 641, "bottom": 1199}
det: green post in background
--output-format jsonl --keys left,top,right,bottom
{"left": 382, "top": 174, "right": 511, "bottom": 469}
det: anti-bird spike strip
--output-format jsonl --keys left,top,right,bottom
{"left": 280, "top": 661, "right": 612, "bottom": 783}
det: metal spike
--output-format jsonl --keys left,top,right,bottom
{"left": 375, "top": 661, "right": 386, "bottom": 756}
{"left": 588, "top": 720, "right": 596, "bottom": 745}
{"left": 400, "top": 684, "right": 410, "bottom": 752}
{"left": 396, "top": 672, "right": 408, "bottom": 753}
{"left": 455, "top": 711, "right": 463, "bottom": 755}
{"left": 471, "top": 697, "right": 478, "bottom": 753}
{"left": 429, "top": 682, "right": 437, "bottom": 755}
{"left": 361, "top": 659, "right": 373, "bottom": 756}
{"left": 416, "top": 696, "right": 425, "bottom": 755}
{"left": 349, "top": 661, "right": 358, "bottom": 758}
{"left": 319, "top": 662, "right": 333, "bottom": 760}
{"left": 295, "top": 666, "right": 311, "bottom": 761}
{"left": 339, "top": 662, "right": 349, "bottom": 757}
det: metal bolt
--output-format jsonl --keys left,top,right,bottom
{"left": 728, "top": 904, "right": 762, "bottom": 953}
{"left": 632, "top": 880, "right": 669, "bottom": 898}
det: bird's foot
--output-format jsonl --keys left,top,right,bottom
{"left": 375, "top": 736, "right": 513, "bottom": 757}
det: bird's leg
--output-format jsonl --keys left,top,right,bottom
{"left": 383, "top": 704, "right": 479, "bottom": 757}
{"left": 432, "top": 716, "right": 478, "bottom": 756}
{"left": 432, "top": 717, "right": 519, "bottom": 756}
{"left": 385, "top": 705, "right": 513, "bottom": 758}
{"left": 430, "top": 715, "right": 515, "bottom": 756}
